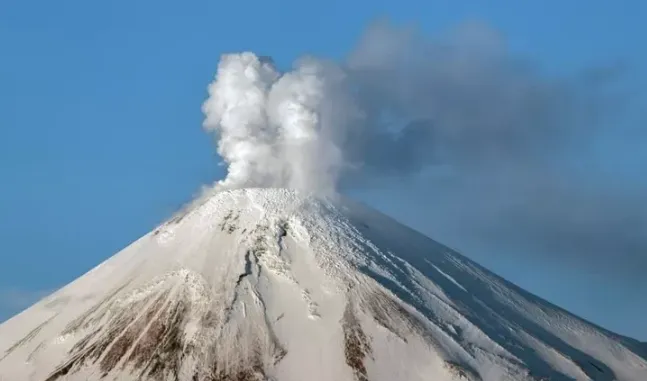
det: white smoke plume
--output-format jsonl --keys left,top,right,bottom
{"left": 202, "top": 53, "right": 357, "bottom": 195}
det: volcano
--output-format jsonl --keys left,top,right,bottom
{"left": 0, "top": 188, "right": 645, "bottom": 381}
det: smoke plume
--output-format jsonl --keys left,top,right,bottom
{"left": 202, "top": 20, "right": 646, "bottom": 280}
{"left": 202, "top": 53, "right": 357, "bottom": 195}
{"left": 202, "top": 20, "right": 623, "bottom": 192}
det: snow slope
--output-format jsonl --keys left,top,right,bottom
{"left": 0, "top": 188, "right": 645, "bottom": 381}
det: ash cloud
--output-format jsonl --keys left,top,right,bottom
{"left": 202, "top": 19, "right": 646, "bottom": 279}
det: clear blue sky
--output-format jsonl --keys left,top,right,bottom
{"left": 1, "top": 1, "right": 645, "bottom": 339}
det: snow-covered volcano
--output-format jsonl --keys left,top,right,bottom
{"left": 1, "top": 188, "right": 645, "bottom": 381}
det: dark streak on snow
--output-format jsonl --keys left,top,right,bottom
{"left": 276, "top": 221, "right": 289, "bottom": 255}
{"left": 139, "top": 299, "right": 190, "bottom": 380}
{"left": 44, "top": 288, "right": 194, "bottom": 381}
{"left": 278, "top": 221, "right": 288, "bottom": 239}
{"left": 342, "top": 303, "right": 371, "bottom": 381}
{"left": 236, "top": 251, "right": 253, "bottom": 287}
{"left": 363, "top": 290, "right": 482, "bottom": 381}
{"left": 62, "top": 282, "right": 132, "bottom": 336}
{"left": 363, "top": 290, "right": 422, "bottom": 342}
{"left": 206, "top": 349, "right": 266, "bottom": 381}
{"left": 219, "top": 210, "right": 241, "bottom": 234}
{"left": 1, "top": 314, "right": 57, "bottom": 361}
{"left": 114, "top": 293, "right": 170, "bottom": 373}
{"left": 444, "top": 360, "right": 481, "bottom": 381}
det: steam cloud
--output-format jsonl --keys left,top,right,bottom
{"left": 202, "top": 53, "right": 355, "bottom": 194}
{"left": 202, "top": 20, "right": 646, "bottom": 280}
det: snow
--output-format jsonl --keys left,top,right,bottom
{"left": 0, "top": 187, "right": 645, "bottom": 381}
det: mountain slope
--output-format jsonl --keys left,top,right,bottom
{"left": 0, "top": 188, "right": 645, "bottom": 381}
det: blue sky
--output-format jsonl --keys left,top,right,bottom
{"left": 1, "top": 0, "right": 646, "bottom": 340}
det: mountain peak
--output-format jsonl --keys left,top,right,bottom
{"left": 1, "top": 187, "right": 646, "bottom": 380}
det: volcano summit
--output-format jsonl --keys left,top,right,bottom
{"left": 0, "top": 188, "right": 645, "bottom": 381}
